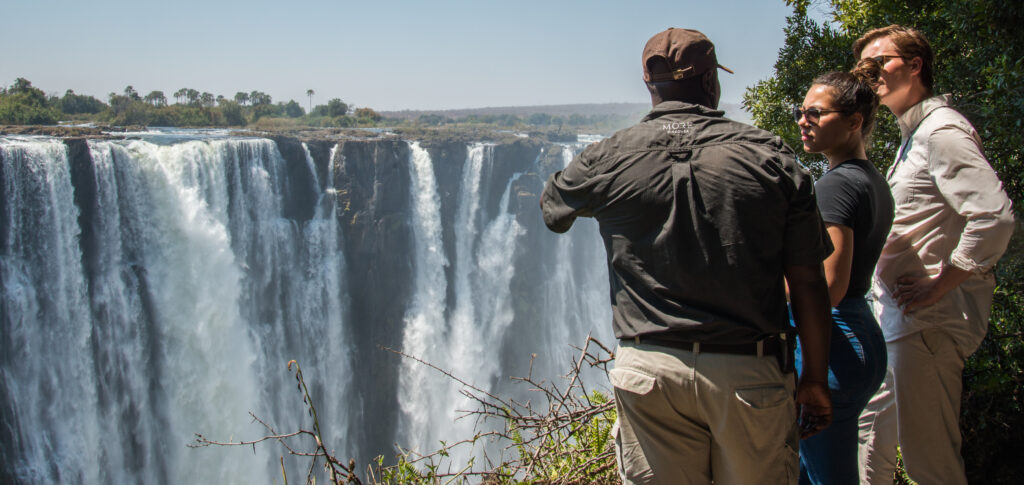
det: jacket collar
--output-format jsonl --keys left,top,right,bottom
{"left": 642, "top": 101, "right": 725, "bottom": 122}
{"left": 897, "top": 94, "right": 952, "bottom": 137}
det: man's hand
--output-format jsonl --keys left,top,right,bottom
{"left": 893, "top": 265, "right": 972, "bottom": 314}
{"left": 796, "top": 380, "right": 832, "bottom": 439}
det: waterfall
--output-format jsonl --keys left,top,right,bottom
{"left": 398, "top": 141, "right": 451, "bottom": 452}
{"left": 1, "top": 133, "right": 613, "bottom": 483}
{"left": 533, "top": 144, "right": 611, "bottom": 381}
{"left": 0, "top": 136, "right": 353, "bottom": 484}
{"left": 0, "top": 137, "right": 98, "bottom": 483}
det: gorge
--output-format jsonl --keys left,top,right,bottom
{"left": 0, "top": 130, "right": 613, "bottom": 483}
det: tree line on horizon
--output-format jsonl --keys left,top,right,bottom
{"left": 0, "top": 78, "right": 380, "bottom": 129}
{"left": 0, "top": 78, "right": 638, "bottom": 133}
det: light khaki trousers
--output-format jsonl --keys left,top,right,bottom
{"left": 612, "top": 341, "right": 799, "bottom": 485}
{"left": 858, "top": 328, "right": 967, "bottom": 485}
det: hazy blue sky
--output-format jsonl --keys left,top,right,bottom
{"left": 2, "top": 0, "right": 798, "bottom": 112}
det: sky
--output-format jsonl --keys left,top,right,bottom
{"left": 1, "top": 0, "right": 797, "bottom": 112}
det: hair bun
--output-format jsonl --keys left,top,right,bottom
{"left": 851, "top": 58, "right": 883, "bottom": 86}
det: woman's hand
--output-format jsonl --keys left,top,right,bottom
{"left": 893, "top": 265, "right": 972, "bottom": 314}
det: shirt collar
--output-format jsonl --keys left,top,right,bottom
{"left": 642, "top": 101, "right": 725, "bottom": 122}
{"left": 897, "top": 94, "right": 952, "bottom": 137}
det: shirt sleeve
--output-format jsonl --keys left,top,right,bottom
{"left": 782, "top": 156, "right": 834, "bottom": 266}
{"left": 814, "top": 170, "right": 857, "bottom": 228}
{"left": 928, "top": 124, "right": 1015, "bottom": 273}
{"left": 540, "top": 147, "right": 598, "bottom": 233}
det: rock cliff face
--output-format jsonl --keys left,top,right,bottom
{"left": 0, "top": 131, "right": 611, "bottom": 483}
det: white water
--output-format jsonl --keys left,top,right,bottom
{"left": 534, "top": 145, "right": 610, "bottom": 380}
{"left": 396, "top": 141, "right": 611, "bottom": 467}
{"left": 0, "top": 138, "right": 99, "bottom": 483}
{"left": 1, "top": 137, "right": 354, "bottom": 483}
{"left": 398, "top": 141, "right": 451, "bottom": 453}
{"left": 1, "top": 135, "right": 611, "bottom": 483}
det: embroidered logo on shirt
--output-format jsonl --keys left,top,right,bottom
{"left": 661, "top": 121, "right": 694, "bottom": 136}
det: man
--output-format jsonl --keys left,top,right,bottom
{"left": 854, "top": 25, "right": 1015, "bottom": 485}
{"left": 540, "top": 28, "right": 834, "bottom": 485}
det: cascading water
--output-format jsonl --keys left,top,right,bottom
{"left": 0, "top": 132, "right": 612, "bottom": 483}
{"left": 532, "top": 145, "right": 610, "bottom": 379}
{"left": 398, "top": 141, "right": 451, "bottom": 451}
{"left": 0, "top": 138, "right": 99, "bottom": 483}
{"left": 0, "top": 135, "right": 355, "bottom": 483}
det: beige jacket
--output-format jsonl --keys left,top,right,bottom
{"left": 872, "top": 95, "right": 1015, "bottom": 354}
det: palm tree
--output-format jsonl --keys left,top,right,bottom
{"left": 306, "top": 89, "right": 315, "bottom": 113}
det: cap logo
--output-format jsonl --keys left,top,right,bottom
{"left": 671, "top": 67, "right": 694, "bottom": 80}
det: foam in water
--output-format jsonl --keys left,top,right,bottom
{"left": 1, "top": 137, "right": 98, "bottom": 483}
{"left": 1, "top": 134, "right": 612, "bottom": 483}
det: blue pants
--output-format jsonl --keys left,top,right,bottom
{"left": 792, "top": 297, "right": 887, "bottom": 485}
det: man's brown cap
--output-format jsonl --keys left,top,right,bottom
{"left": 642, "top": 28, "right": 734, "bottom": 82}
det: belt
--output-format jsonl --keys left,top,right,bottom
{"left": 628, "top": 334, "right": 785, "bottom": 357}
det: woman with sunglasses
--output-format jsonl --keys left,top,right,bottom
{"left": 791, "top": 59, "right": 894, "bottom": 485}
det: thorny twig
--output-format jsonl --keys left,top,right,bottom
{"left": 195, "top": 336, "right": 619, "bottom": 484}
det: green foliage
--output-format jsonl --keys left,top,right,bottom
{"left": 416, "top": 113, "right": 450, "bottom": 126}
{"left": 748, "top": 2, "right": 1024, "bottom": 482}
{"left": 0, "top": 78, "right": 60, "bottom": 124}
{"left": 57, "top": 89, "right": 107, "bottom": 114}
{"left": 219, "top": 101, "right": 246, "bottom": 126}
{"left": 284, "top": 99, "right": 304, "bottom": 118}
{"left": 961, "top": 223, "right": 1024, "bottom": 484}
{"left": 747, "top": 0, "right": 1024, "bottom": 201}
{"left": 327, "top": 98, "right": 349, "bottom": 117}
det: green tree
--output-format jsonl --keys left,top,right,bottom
{"left": 0, "top": 78, "right": 59, "bottom": 124}
{"left": 744, "top": 2, "right": 1024, "bottom": 483}
{"left": 174, "top": 88, "right": 187, "bottom": 104}
{"left": 200, "top": 92, "right": 215, "bottom": 108}
{"left": 144, "top": 90, "right": 166, "bottom": 107}
{"left": 57, "top": 89, "right": 106, "bottom": 114}
{"left": 234, "top": 91, "right": 249, "bottom": 106}
{"left": 528, "top": 112, "right": 553, "bottom": 126}
{"left": 284, "top": 99, "right": 304, "bottom": 118}
{"left": 219, "top": 100, "right": 246, "bottom": 126}
{"left": 123, "top": 85, "right": 141, "bottom": 101}
{"left": 326, "top": 98, "right": 348, "bottom": 117}
{"left": 249, "top": 90, "right": 271, "bottom": 106}
{"left": 306, "top": 89, "right": 314, "bottom": 112}
{"left": 310, "top": 104, "right": 328, "bottom": 117}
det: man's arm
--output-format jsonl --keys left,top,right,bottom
{"left": 785, "top": 262, "right": 833, "bottom": 438}
{"left": 540, "top": 151, "right": 595, "bottom": 233}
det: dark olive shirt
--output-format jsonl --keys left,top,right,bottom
{"left": 541, "top": 101, "right": 831, "bottom": 343}
{"left": 814, "top": 159, "right": 894, "bottom": 300}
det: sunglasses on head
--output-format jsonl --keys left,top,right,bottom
{"left": 792, "top": 106, "right": 848, "bottom": 123}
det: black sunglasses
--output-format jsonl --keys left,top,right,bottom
{"left": 868, "top": 54, "right": 907, "bottom": 66}
{"left": 793, "top": 106, "right": 848, "bottom": 123}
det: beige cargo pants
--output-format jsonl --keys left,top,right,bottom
{"left": 612, "top": 340, "right": 799, "bottom": 485}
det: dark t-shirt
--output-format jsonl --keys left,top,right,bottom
{"left": 815, "top": 159, "right": 894, "bottom": 300}
{"left": 541, "top": 101, "right": 832, "bottom": 343}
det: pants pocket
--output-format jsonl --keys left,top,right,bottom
{"left": 735, "top": 385, "right": 789, "bottom": 409}
{"left": 610, "top": 367, "right": 657, "bottom": 395}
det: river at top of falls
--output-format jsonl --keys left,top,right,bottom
{"left": 0, "top": 130, "right": 611, "bottom": 483}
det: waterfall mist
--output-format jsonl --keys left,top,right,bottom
{"left": 0, "top": 133, "right": 611, "bottom": 483}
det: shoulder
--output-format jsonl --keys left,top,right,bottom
{"left": 919, "top": 104, "right": 980, "bottom": 143}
